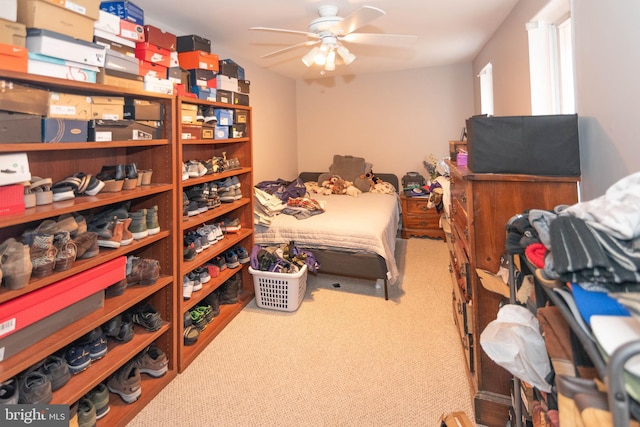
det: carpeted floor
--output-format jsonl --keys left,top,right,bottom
{"left": 128, "top": 238, "right": 477, "bottom": 426}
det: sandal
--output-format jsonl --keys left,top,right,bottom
{"left": 30, "top": 177, "right": 53, "bottom": 206}
{"left": 52, "top": 176, "right": 81, "bottom": 202}
{"left": 23, "top": 181, "right": 36, "bottom": 209}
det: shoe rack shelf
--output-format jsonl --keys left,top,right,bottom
{"left": 175, "top": 96, "right": 254, "bottom": 372}
{"left": 0, "top": 70, "right": 178, "bottom": 427}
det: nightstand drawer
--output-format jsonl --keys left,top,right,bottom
{"left": 404, "top": 198, "right": 432, "bottom": 214}
{"left": 404, "top": 214, "right": 440, "bottom": 229}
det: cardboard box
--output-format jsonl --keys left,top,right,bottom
{"left": 99, "top": 0, "right": 143, "bottom": 25}
{"left": 94, "top": 9, "right": 119, "bottom": 34}
{"left": 218, "top": 58, "right": 239, "bottom": 78}
{"left": 466, "top": 114, "right": 581, "bottom": 176}
{"left": 0, "top": 80, "right": 49, "bottom": 115}
{"left": 216, "top": 89, "right": 231, "bottom": 104}
{"left": 123, "top": 98, "right": 163, "bottom": 120}
{"left": 17, "top": 0, "right": 96, "bottom": 42}
{"left": 0, "top": 111, "right": 41, "bottom": 142}
{"left": 94, "top": 27, "right": 135, "bottom": 53}
{"left": 0, "top": 152, "right": 30, "bottom": 186}
{"left": 88, "top": 119, "right": 161, "bottom": 141}
{"left": 233, "top": 91, "right": 249, "bottom": 106}
{"left": 96, "top": 67, "right": 143, "bottom": 90}
{"left": 40, "top": 0, "right": 100, "bottom": 19}
{"left": 143, "top": 24, "right": 175, "bottom": 51}
{"left": 201, "top": 126, "right": 214, "bottom": 139}
{"left": 187, "top": 68, "right": 215, "bottom": 88}
{"left": 104, "top": 47, "right": 138, "bottom": 74}
{"left": 216, "top": 74, "right": 237, "bottom": 92}
{"left": 28, "top": 52, "right": 98, "bottom": 82}
{"left": 119, "top": 18, "right": 143, "bottom": 42}
{"left": 190, "top": 85, "right": 215, "bottom": 102}
{"left": 0, "top": 18, "right": 26, "bottom": 47}
{"left": 0, "top": 184, "right": 24, "bottom": 216}
{"left": 176, "top": 34, "right": 210, "bottom": 53}
{"left": 178, "top": 50, "right": 218, "bottom": 71}
{"left": 0, "top": 0, "right": 18, "bottom": 21}
{"left": 91, "top": 95, "right": 124, "bottom": 120}
{"left": 135, "top": 41, "right": 170, "bottom": 67}
{"left": 180, "top": 103, "right": 198, "bottom": 124}
{"left": 143, "top": 75, "right": 173, "bottom": 95}
{"left": 138, "top": 60, "right": 166, "bottom": 79}
{"left": 234, "top": 109, "right": 247, "bottom": 124}
{"left": 213, "top": 125, "right": 228, "bottom": 140}
{"left": 42, "top": 118, "right": 88, "bottom": 142}
{"left": 48, "top": 91, "right": 92, "bottom": 119}
{"left": 0, "top": 42, "right": 27, "bottom": 72}
{"left": 214, "top": 108, "right": 233, "bottom": 126}
{"left": 26, "top": 28, "right": 106, "bottom": 67}
{"left": 231, "top": 123, "right": 246, "bottom": 138}
{"left": 181, "top": 124, "right": 202, "bottom": 140}
{"left": 237, "top": 79, "right": 250, "bottom": 94}
{"left": 167, "top": 66, "right": 181, "bottom": 84}
{"left": 0, "top": 257, "right": 124, "bottom": 339}
{"left": 0, "top": 290, "right": 104, "bottom": 362}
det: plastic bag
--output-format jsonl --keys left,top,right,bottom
{"left": 480, "top": 304, "right": 552, "bottom": 392}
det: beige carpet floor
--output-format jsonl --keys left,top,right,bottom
{"left": 128, "top": 238, "right": 477, "bottom": 426}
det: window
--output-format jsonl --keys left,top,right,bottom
{"left": 527, "top": 0, "right": 575, "bottom": 115}
{"left": 479, "top": 62, "right": 494, "bottom": 116}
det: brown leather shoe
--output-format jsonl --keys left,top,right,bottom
{"left": 126, "top": 256, "right": 160, "bottom": 286}
{"left": 73, "top": 232, "right": 99, "bottom": 259}
{"left": 119, "top": 218, "right": 133, "bottom": 246}
{"left": 97, "top": 218, "right": 122, "bottom": 249}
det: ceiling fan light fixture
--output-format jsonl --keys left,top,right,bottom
{"left": 324, "top": 49, "right": 336, "bottom": 71}
{"left": 337, "top": 45, "right": 356, "bottom": 65}
{"left": 302, "top": 46, "right": 321, "bottom": 67}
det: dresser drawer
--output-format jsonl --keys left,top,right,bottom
{"left": 452, "top": 239, "right": 472, "bottom": 298}
{"left": 450, "top": 273, "right": 475, "bottom": 373}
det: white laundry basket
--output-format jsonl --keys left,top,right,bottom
{"left": 249, "top": 265, "right": 307, "bottom": 312}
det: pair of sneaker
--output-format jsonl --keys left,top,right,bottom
{"left": 219, "top": 187, "right": 242, "bottom": 203}
{"left": 183, "top": 268, "right": 207, "bottom": 299}
{"left": 196, "top": 106, "right": 218, "bottom": 125}
{"left": 225, "top": 246, "right": 250, "bottom": 269}
{"left": 64, "top": 327, "right": 108, "bottom": 375}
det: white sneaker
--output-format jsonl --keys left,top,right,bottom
{"left": 183, "top": 275, "right": 193, "bottom": 300}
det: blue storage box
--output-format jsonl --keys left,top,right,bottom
{"left": 100, "top": 1, "right": 144, "bottom": 25}
{"left": 214, "top": 109, "right": 233, "bottom": 126}
{"left": 42, "top": 118, "right": 88, "bottom": 143}
{"left": 214, "top": 125, "right": 229, "bottom": 140}
{"left": 190, "top": 86, "right": 216, "bottom": 102}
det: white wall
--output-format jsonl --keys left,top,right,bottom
{"left": 295, "top": 64, "right": 475, "bottom": 181}
{"left": 572, "top": 0, "right": 640, "bottom": 199}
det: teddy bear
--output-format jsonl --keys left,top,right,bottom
{"left": 360, "top": 169, "right": 380, "bottom": 189}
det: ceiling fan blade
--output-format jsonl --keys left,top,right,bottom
{"left": 250, "top": 26, "right": 318, "bottom": 38}
{"left": 261, "top": 40, "right": 320, "bottom": 58}
{"left": 340, "top": 32, "right": 418, "bottom": 46}
{"left": 332, "top": 5, "right": 385, "bottom": 35}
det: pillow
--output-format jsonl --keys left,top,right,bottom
{"left": 329, "top": 155, "right": 366, "bottom": 183}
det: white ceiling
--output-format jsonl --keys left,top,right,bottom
{"left": 134, "top": 0, "right": 520, "bottom": 80}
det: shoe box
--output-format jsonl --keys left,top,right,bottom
{"left": 0, "top": 152, "right": 31, "bottom": 185}
{"left": 219, "top": 58, "right": 244, "bottom": 80}
{"left": 180, "top": 103, "right": 199, "bottom": 125}
{"left": 0, "top": 111, "right": 42, "bottom": 142}
{"left": 0, "top": 80, "right": 50, "bottom": 116}
{"left": 104, "top": 48, "right": 139, "bottom": 75}
{"left": 233, "top": 92, "right": 249, "bottom": 106}
{"left": 237, "top": 79, "right": 250, "bottom": 95}
{"left": 18, "top": 0, "right": 97, "bottom": 42}
{"left": 28, "top": 52, "right": 99, "bottom": 83}
{"left": 216, "top": 74, "right": 237, "bottom": 92}
{"left": 178, "top": 50, "right": 219, "bottom": 72}
{"left": 214, "top": 109, "right": 233, "bottom": 126}
{"left": 216, "top": 89, "right": 232, "bottom": 104}
{"left": 48, "top": 92, "right": 92, "bottom": 120}
{"left": 0, "top": 18, "right": 26, "bottom": 47}
{"left": 135, "top": 42, "right": 171, "bottom": 67}
{"left": 123, "top": 98, "right": 164, "bottom": 121}
{"left": 0, "top": 290, "right": 104, "bottom": 361}
{"left": 0, "top": 256, "right": 125, "bottom": 342}
{"left": 234, "top": 109, "right": 248, "bottom": 124}
{"left": 143, "top": 75, "right": 173, "bottom": 95}
{"left": 0, "top": 43, "right": 27, "bottom": 73}
{"left": 214, "top": 125, "right": 228, "bottom": 140}
{"left": 0, "top": 184, "right": 24, "bottom": 216}
{"left": 39, "top": 0, "right": 101, "bottom": 19}
{"left": 188, "top": 69, "right": 216, "bottom": 88}
{"left": 42, "top": 118, "right": 89, "bottom": 143}
{"left": 119, "top": 19, "right": 144, "bottom": 42}
{"left": 94, "top": 9, "right": 121, "bottom": 35}
{"left": 176, "top": 34, "right": 210, "bottom": 53}
{"left": 0, "top": 0, "right": 17, "bottom": 21}
{"left": 99, "top": 0, "right": 144, "bottom": 25}
{"left": 190, "top": 86, "right": 216, "bottom": 102}
{"left": 231, "top": 124, "right": 246, "bottom": 138}
{"left": 96, "top": 67, "right": 144, "bottom": 91}
{"left": 138, "top": 60, "right": 167, "bottom": 79}
{"left": 93, "top": 28, "right": 135, "bottom": 57}
{"left": 143, "top": 24, "right": 176, "bottom": 51}
{"left": 27, "top": 28, "right": 106, "bottom": 67}
{"left": 181, "top": 124, "right": 202, "bottom": 140}
{"left": 91, "top": 96, "right": 125, "bottom": 121}
{"left": 88, "top": 118, "right": 162, "bottom": 141}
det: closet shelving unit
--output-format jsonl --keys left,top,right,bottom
{"left": 175, "top": 96, "right": 254, "bottom": 372}
{"left": 0, "top": 70, "right": 178, "bottom": 426}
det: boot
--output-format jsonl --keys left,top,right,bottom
{"left": 96, "top": 217, "right": 122, "bottom": 248}
{"left": 126, "top": 256, "right": 160, "bottom": 286}
{"left": 217, "top": 273, "right": 240, "bottom": 304}
{"left": 128, "top": 209, "right": 148, "bottom": 240}
{"left": 0, "top": 238, "right": 33, "bottom": 289}
{"left": 146, "top": 206, "right": 160, "bottom": 235}
{"left": 119, "top": 218, "right": 133, "bottom": 246}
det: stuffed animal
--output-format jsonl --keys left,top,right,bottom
{"left": 360, "top": 169, "right": 380, "bottom": 188}
{"left": 321, "top": 175, "right": 348, "bottom": 194}
{"left": 346, "top": 185, "right": 361, "bottom": 197}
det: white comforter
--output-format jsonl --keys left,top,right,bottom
{"left": 254, "top": 192, "right": 401, "bottom": 285}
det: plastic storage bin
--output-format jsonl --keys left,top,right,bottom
{"left": 249, "top": 265, "right": 307, "bottom": 312}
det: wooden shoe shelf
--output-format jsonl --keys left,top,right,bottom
{"left": 0, "top": 70, "right": 178, "bottom": 426}
{"left": 175, "top": 97, "right": 254, "bottom": 372}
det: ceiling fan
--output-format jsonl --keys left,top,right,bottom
{"left": 250, "top": 5, "right": 417, "bottom": 72}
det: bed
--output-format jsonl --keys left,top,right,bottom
{"left": 253, "top": 171, "right": 401, "bottom": 300}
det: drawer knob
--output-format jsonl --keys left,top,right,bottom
{"left": 420, "top": 205, "right": 428, "bottom": 211}
{"left": 461, "top": 192, "right": 467, "bottom": 203}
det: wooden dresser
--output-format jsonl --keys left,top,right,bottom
{"left": 445, "top": 161, "right": 579, "bottom": 427}
{"left": 400, "top": 195, "right": 445, "bottom": 239}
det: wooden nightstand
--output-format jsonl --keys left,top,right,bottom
{"left": 400, "top": 195, "right": 445, "bottom": 239}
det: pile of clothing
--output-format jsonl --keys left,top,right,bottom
{"left": 250, "top": 241, "right": 320, "bottom": 274}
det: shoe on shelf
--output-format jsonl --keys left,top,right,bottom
{"left": 217, "top": 273, "right": 240, "bottom": 305}
{"left": 184, "top": 325, "right": 199, "bottom": 346}
{"left": 189, "top": 308, "right": 207, "bottom": 331}
{"left": 126, "top": 255, "right": 161, "bottom": 286}
{"left": 113, "top": 313, "right": 135, "bottom": 343}
{"left": 23, "top": 180, "right": 36, "bottom": 208}
{"left": 222, "top": 217, "right": 241, "bottom": 233}
{"left": 133, "top": 345, "right": 168, "bottom": 378}
{"left": 77, "top": 397, "right": 96, "bottom": 427}
{"left": 212, "top": 255, "right": 227, "bottom": 272}
{"left": 123, "top": 162, "right": 138, "bottom": 190}
{"left": 78, "top": 327, "right": 108, "bottom": 360}
{"left": 225, "top": 249, "right": 240, "bottom": 269}
{"left": 205, "top": 262, "right": 220, "bottom": 279}
{"left": 188, "top": 271, "right": 202, "bottom": 292}
{"left": 53, "top": 231, "right": 77, "bottom": 272}
{"left": 107, "top": 362, "right": 141, "bottom": 404}
{"left": 38, "top": 355, "right": 71, "bottom": 392}
{"left": 30, "top": 176, "right": 53, "bottom": 206}
{"left": 196, "top": 106, "right": 205, "bottom": 122}
{"left": 183, "top": 274, "right": 194, "bottom": 300}
{"left": 186, "top": 160, "right": 207, "bottom": 178}
{"left": 73, "top": 231, "right": 99, "bottom": 260}
{"left": 94, "top": 216, "right": 122, "bottom": 249}
{"left": 18, "top": 371, "right": 52, "bottom": 404}
{"left": 26, "top": 233, "right": 57, "bottom": 279}
{"left": 194, "top": 266, "right": 210, "bottom": 284}
{"left": 146, "top": 205, "right": 160, "bottom": 235}
{"left": 0, "top": 238, "right": 32, "bottom": 290}
{"left": 235, "top": 246, "right": 250, "bottom": 264}
{"left": 203, "top": 107, "right": 217, "bottom": 124}
{"left": 130, "top": 303, "right": 163, "bottom": 331}
{"left": 0, "top": 378, "right": 18, "bottom": 404}
{"left": 101, "top": 315, "right": 123, "bottom": 339}
{"left": 181, "top": 162, "right": 189, "bottom": 181}
{"left": 203, "top": 291, "right": 220, "bottom": 317}
{"left": 105, "top": 278, "right": 127, "bottom": 298}
{"left": 183, "top": 239, "right": 197, "bottom": 262}
{"left": 64, "top": 343, "right": 92, "bottom": 374}
{"left": 128, "top": 209, "right": 149, "bottom": 240}
{"left": 119, "top": 218, "right": 134, "bottom": 246}
{"left": 85, "top": 383, "right": 110, "bottom": 420}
